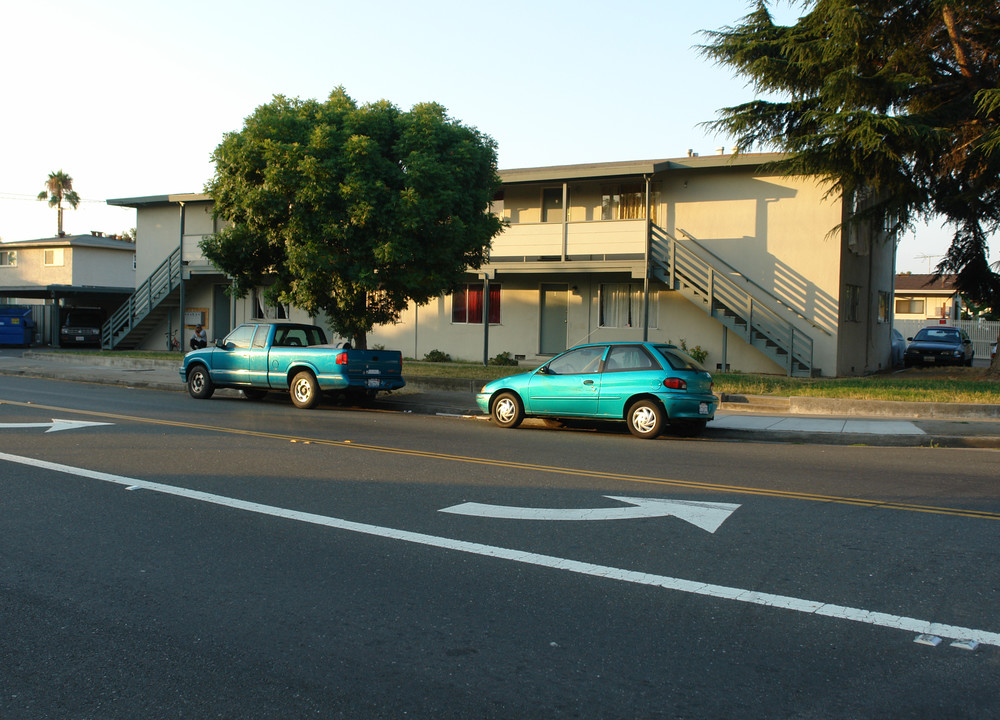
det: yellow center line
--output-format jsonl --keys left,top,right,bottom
{"left": 4, "top": 398, "right": 999, "bottom": 521}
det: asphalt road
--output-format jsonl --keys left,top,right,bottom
{"left": 2, "top": 375, "right": 999, "bottom": 719}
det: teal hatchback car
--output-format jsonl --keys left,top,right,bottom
{"left": 476, "top": 342, "right": 716, "bottom": 439}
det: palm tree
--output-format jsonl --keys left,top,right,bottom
{"left": 37, "top": 170, "right": 81, "bottom": 237}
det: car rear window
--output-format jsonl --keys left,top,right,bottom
{"left": 914, "top": 328, "right": 960, "bottom": 342}
{"left": 652, "top": 345, "right": 706, "bottom": 371}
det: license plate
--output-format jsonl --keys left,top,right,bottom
{"left": 923, "top": 355, "right": 935, "bottom": 363}
{"left": 366, "top": 378, "right": 380, "bottom": 388}
{"left": 76, "top": 336, "right": 85, "bottom": 342}
{"left": 365, "top": 369, "right": 380, "bottom": 375}
{"left": 699, "top": 402, "right": 709, "bottom": 415}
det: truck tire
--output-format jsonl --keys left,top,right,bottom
{"left": 187, "top": 365, "right": 215, "bottom": 399}
{"left": 290, "top": 370, "right": 320, "bottom": 409}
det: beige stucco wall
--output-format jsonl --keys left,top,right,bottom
{"left": 0, "top": 246, "right": 133, "bottom": 289}
{"left": 368, "top": 274, "right": 785, "bottom": 374}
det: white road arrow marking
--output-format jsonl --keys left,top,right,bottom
{"left": 439, "top": 496, "right": 741, "bottom": 532}
{"left": 0, "top": 418, "right": 113, "bottom": 433}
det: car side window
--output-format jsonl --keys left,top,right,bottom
{"left": 605, "top": 346, "right": 655, "bottom": 372}
{"left": 546, "top": 346, "right": 606, "bottom": 375}
{"left": 251, "top": 326, "right": 268, "bottom": 349}
{"left": 223, "top": 324, "right": 255, "bottom": 349}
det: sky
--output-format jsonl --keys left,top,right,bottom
{"left": 0, "top": 0, "right": 973, "bottom": 273}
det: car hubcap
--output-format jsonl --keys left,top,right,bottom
{"left": 495, "top": 398, "right": 516, "bottom": 423}
{"left": 632, "top": 407, "right": 657, "bottom": 434}
{"left": 294, "top": 380, "right": 311, "bottom": 402}
{"left": 191, "top": 374, "right": 203, "bottom": 392}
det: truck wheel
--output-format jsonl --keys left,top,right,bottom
{"left": 626, "top": 399, "right": 663, "bottom": 439}
{"left": 187, "top": 365, "right": 214, "bottom": 399}
{"left": 290, "top": 371, "right": 320, "bottom": 409}
{"left": 491, "top": 392, "right": 524, "bottom": 429}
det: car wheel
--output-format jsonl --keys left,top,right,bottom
{"left": 242, "top": 388, "right": 267, "bottom": 400}
{"left": 491, "top": 392, "right": 524, "bottom": 429}
{"left": 290, "top": 371, "right": 320, "bottom": 409}
{"left": 187, "top": 365, "right": 214, "bottom": 399}
{"left": 626, "top": 399, "right": 664, "bottom": 439}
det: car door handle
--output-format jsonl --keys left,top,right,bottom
{"left": 583, "top": 379, "right": 594, "bottom": 385}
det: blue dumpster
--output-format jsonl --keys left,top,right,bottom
{"left": 0, "top": 306, "right": 35, "bottom": 347}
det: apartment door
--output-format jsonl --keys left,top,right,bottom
{"left": 212, "top": 285, "right": 231, "bottom": 343}
{"left": 539, "top": 283, "right": 568, "bottom": 355}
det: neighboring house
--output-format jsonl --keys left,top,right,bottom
{"left": 893, "top": 273, "right": 960, "bottom": 320}
{"left": 107, "top": 152, "right": 898, "bottom": 376}
{"left": 0, "top": 233, "right": 136, "bottom": 345}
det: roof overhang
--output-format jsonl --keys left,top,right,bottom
{"left": 107, "top": 193, "right": 212, "bottom": 209}
{"left": 498, "top": 153, "right": 788, "bottom": 185}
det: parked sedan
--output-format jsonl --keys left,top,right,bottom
{"left": 903, "top": 326, "right": 974, "bottom": 367}
{"left": 476, "top": 342, "right": 716, "bottom": 439}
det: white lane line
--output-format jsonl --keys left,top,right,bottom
{"left": 3, "top": 450, "right": 997, "bottom": 649}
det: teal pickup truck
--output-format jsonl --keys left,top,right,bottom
{"left": 180, "top": 322, "right": 405, "bottom": 409}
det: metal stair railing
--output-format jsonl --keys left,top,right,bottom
{"left": 650, "top": 225, "right": 814, "bottom": 376}
{"left": 102, "top": 247, "right": 181, "bottom": 349}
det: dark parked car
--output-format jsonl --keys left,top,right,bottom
{"left": 903, "top": 326, "right": 974, "bottom": 367}
{"left": 60, "top": 307, "right": 105, "bottom": 347}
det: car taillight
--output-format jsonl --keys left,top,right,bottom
{"left": 335, "top": 352, "right": 348, "bottom": 365}
{"left": 663, "top": 377, "right": 687, "bottom": 390}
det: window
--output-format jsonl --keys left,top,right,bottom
{"left": 599, "top": 283, "right": 657, "bottom": 328}
{"left": 845, "top": 284, "right": 862, "bottom": 322}
{"left": 895, "top": 298, "right": 925, "bottom": 315}
{"left": 877, "top": 291, "right": 891, "bottom": 323}
{"left": 452, "top": 283, "right": 500, "bottom": 324}
{"left": 0, "top": 250, "right": 16, "bottom": 267}
{"left": 274, "top": 325, "right": 327, "bottom": 347}
{"left": 542, "top": 188, "right": 563, "bottom": 223}
{"left": 223, "top": 324, "right": 257, "bottom": 349}
{"left": 546, "top": 345, "right": 606, "bottom": 375}
{"left": 44, "top": 249, "right": 65, "bottom": 266}
{"left": 601, "top": 184, "right": 656, "bottom": 222}
{"left": 605, "top": 345, "right": 655, "bottom": 372}
{"left": 252, "top": 288, "right": 288, "bottom": 320}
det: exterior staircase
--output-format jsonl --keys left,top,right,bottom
{"left": 650, "top": 225, "right": 818, "bottom": 377}
{"left": 101, "top": 248, "right": 182, "bottom": 350}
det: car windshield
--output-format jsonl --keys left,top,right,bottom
{"left": 63, "top": 310, "right": 103, "bottom": 326}
{"left": 913, "top": 328, "right": 960, "bottom": 342}
{"left": 652, "top": 345, "right": 705, "bottom": 371}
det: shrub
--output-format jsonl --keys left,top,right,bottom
{"left": 488, "top": 351, "right": 519, "bottom": 366}
{"left": 679, "top": 339, "right": 709, "bottom": 365}
{"left": 423, "top": 349, "right": 452, "bottom": 362}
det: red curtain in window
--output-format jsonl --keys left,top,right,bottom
{"left": 453, "top": 283, "right": 500, "bottom": 324}
{"left": 452, "top": 286, "right": 468, "bottom": 323}
{"left": 467, "top": 285, "right": 484, "bottom": 323}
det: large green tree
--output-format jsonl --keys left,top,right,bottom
{"left": 37, "top": 170, "right": 80, "bottom": 237}
{"left": 701, "top": 1, "right": 1000, "bottom": 370}
{"left": 203, "top": 87, "right": 504, "bottom": 348}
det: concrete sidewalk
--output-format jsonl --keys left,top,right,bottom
{"left": 1, "top": 350, "right": 998, "bottom": 448}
